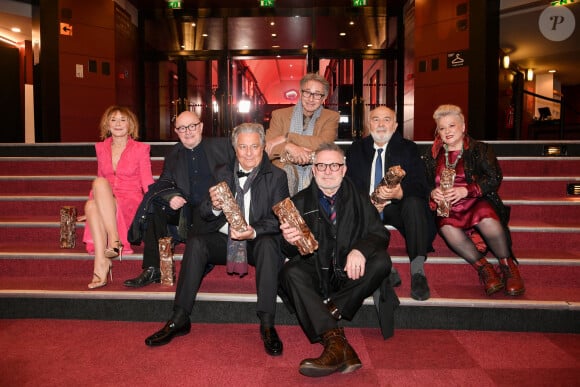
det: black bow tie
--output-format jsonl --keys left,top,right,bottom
{"left": 237, "top": 170, "right": 251, "bottom": 178}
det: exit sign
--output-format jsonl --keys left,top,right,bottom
{"left": 353, "top": 0, "right": 367, "bottom": 6}
{"left": 167, "top": 1, "right": 182, "bottom": 9}
{"left": 260, "top": 0, "right": 275, "bottom": 7}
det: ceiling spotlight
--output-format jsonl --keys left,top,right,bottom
{"left": 271, "top": 33, "right": 277, "bottom": 37}
{"left": 349, "top": 21, "right": 355, "bottom": 26}
{"left": 11, "top": 27, "right": 21, "bottom": 33}
{"left": 270, "top": 21, "right": 275, "bottom": 26}
{"left": 548, "top": 69, "right": 557, "bottom": 73}
{"left": 272, "top": 45, "right": 280, "bottom": 48}
{"left": 202, "top": 33, "right": 208, "bottom": 37}
{"left": 191, "top": 23, "right": 196, "bottom": 27}
{"left": 367, "top": 43, "right": 373, "bottom": 47}
{"left": 339, "top": 32, "right": 346, "bottom": 36}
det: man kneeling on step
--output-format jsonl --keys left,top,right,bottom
{"left": 144, "top": 123, "right": 289, "bottom": 356}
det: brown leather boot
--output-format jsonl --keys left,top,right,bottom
{"left": 299, "top": 327, "right": 362, "bottom": 377}
{"left": 473, "top": 258, "right": 504, "bottom": 295}
{"left": 499, "top": 258, "right": 525, "bottom": 296}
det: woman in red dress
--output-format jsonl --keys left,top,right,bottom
{"left": 84, "top": 106, "right": 154, "bottom": 289}
{"left": 423, "top": 104, "right": 524, "bottom": 296}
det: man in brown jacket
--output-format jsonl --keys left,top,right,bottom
{"left": 265, "top": 73, "right": 338, "bottom": 195}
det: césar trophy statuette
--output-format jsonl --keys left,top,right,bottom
{"left": 214, "top": 181, "right": 248, "bottom": 232}
{"left": 370, "top": 165, "right": 406, "bottom": 205}
{"left": 272, "top": 197, "right": 318, "bottom": 255}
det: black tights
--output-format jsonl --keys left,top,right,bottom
{"left": 439, "top": 218, "right": 511, "bottom": 265}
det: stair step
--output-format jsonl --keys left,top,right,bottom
{"left": 500, "top": 177, "right": 580, "bottom": 196}
{"left": 498, "top": 157, "right": 580, "bottom": 176}
{"left": 0, "top": 258, "right": 578, "bottom": 303}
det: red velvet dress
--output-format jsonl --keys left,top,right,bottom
{"left": 82, "top": 137, "right": 154, "bottom": 254}
{"left": 435, "top": 150, "right": 498, "bottom": 229}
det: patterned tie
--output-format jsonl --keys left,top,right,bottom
{"left": 327, "top": 196, "right": 336, "bottom": 225}
{"left": 374, "top": 148, "right": 383, "bottom": 190}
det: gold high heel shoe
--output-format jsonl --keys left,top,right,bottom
{"left": 104, "top": 240, "right": 123, "bottom": 261}
{"left": 88, "top": 263, "right": 112, "bottom": 289}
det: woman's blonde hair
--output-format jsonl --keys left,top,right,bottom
{"left": 99, "top": 105, "right": 139, "bottom": 140}
{"left": 432, "top": 104, "right": 465, "bottom": 124}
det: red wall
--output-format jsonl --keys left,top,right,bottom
{"left": 58, "top": 0, "right": 116, "bottom": 142}
{"left": 413, "top": 0, "right": 470, "bottom": 140}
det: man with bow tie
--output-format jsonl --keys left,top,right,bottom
{"left": 145, "top": 123, "right": 290, "bottom": 357}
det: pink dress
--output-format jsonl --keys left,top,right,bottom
{"left": 435, "top": 150, "right": 498, "bottom": 229}
{"left": 83, "top": 137, "right": 154, "bottom": 254}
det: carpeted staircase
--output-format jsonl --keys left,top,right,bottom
{"left": 0, "top": 142, "right": 579, "bottom": 333}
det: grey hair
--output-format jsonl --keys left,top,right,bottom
{"left": 231, "top": 122, "right": 266, "bottom": 148}
{"left": 300, "top": 73, "right": 330, "bottom": 96}
{"left": 314, "top": 142, "right": 344, "bottom": 159}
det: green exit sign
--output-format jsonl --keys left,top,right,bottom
{"left": 353, "top": 0, "right": 367, "bottom": 6}
{"left": 167, "top": 1, "right": 182, "bottom": 9}
{"left": 260, "top": 0, "right": 275, "bottom": 7}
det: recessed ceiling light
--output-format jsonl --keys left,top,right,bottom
{"left": 191, "top": 23, "right": 196, "bottom": 27}
{"left": 243, "top": 45, "right": 249, "bottom": 48}
{"left": 202, "top": 33, "right": 208, "bottom": 37}
{"left": 303, "top": 44, "right": 309, "bottom": 48}
{"left": 271, "top": 33, "right": 277, "bottom": 37}
{"left": 339, "top": 32, "right": 346, "bottom": 36}
{"left": 548, "top": 69, "right": 557, "bottom": 73}
{"left": 367, "top": 44, "right": 373, "bottom": 47}
{"left": 270, "top": 21, "right": 275, "bottom": 26}
{"left": 349, "top": 21, "right": 355, "bottom": 26}
{"left": 272, "top": 45, "right": 280, "bottom": 48}
{"left": 11, "top": 27, "right": 21, "bottom": 33}
{"left": 180, "top": 45, "right": 185, "bottom": 49}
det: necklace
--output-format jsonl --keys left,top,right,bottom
{"left": 444, "top": 144, "right": 464, "bottom": 170}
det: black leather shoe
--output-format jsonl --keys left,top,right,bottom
{"left": 145, "top": 318, "right": 191, "bottom": 347}
{"left": 260, "top": 326, "right": 283, "bottom": 356}
{"left": 410, "top": 273, "right": 430, "bottom": 301}
{"left": 124, "top": 267, "right": 161, "bottom": 288}
{"left": 389, "top": 268, "right": 402, "bottom": 287}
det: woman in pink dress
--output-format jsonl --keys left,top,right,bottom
{"left": 423, "top": 104, "right": 524, "bottom": 296}
{"left": 84, "top": 106, "right": 154, "bottom": 289}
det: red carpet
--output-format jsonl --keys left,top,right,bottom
{"left": 1, "top": 319, "right": 578, "bottom": 386}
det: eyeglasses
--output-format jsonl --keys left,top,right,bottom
{"left": 176, "top": 122, "right": 202, "bottom": 133}
{"left": 314, "top": 163, "right": 344, "bottom": 172}
{"left": 301, "top": 90, "right": 325, "bottom": 100}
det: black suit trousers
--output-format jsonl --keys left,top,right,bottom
{"left": 382, "top": 196, "right": 436, "bottom": 260}
{"left": 174, "top": 232, "right": 282, "bottom": 318}
{"left": 142, "top": 204, "right": 180, "bottom": 269}
{"left": 279, "top": 248, "right": 390, "bottom": 343}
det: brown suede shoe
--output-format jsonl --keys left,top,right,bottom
{"left": 473, "top": 258, "right": 504, "bottom": 295}
{"left": 299, "top": 327, "right": 362, "bottom": 377}
{"left": 499, "top": 258, "right": 525, "bottom": 296}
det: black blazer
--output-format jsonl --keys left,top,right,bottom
{"left": 345, "top": 131, "right": 430, "bottom": 202}
{"left": 193, "top": 152, "right": 290, "bottom": 236}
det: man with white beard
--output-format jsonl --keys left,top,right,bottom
{"left": 346, "top": 106, "right": 435, "bottom": 301}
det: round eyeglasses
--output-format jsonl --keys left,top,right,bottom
{"left": 314, "top": 163, "right": 344, "bottom": 172}
{"left": 176, "top": 122, "right": 202, "bottom": 133}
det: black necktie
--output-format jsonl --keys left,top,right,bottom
{"left": 237, "top": 170, "right": 250, "bottom": 178}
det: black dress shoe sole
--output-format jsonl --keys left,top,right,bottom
{"left": 123, "top": 278, "right": 161, "bottom": 288}
{"left": 264, "top": 345, "right": 283, "bottom": 356}
{"left": 145, "top": 325, "right": 190, "bottom": 347}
